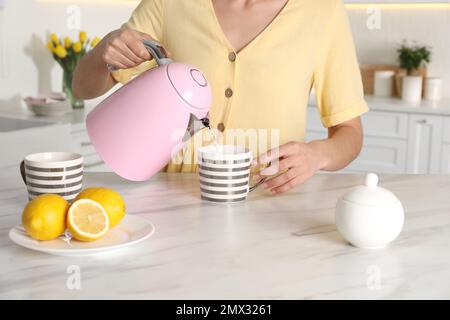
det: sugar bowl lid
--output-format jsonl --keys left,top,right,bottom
{"left": 342, "top": 173, "right": 399, "bottom": 206}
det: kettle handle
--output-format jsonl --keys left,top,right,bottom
{"left": 142, "top": 39, "right": 172, "bottom": 66}
{"left": 107, "top": 39, "right": 172, "bottom": 71}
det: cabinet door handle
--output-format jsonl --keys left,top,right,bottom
{"left": 417, "top": 119, "right": 429, "bottom": 125}
{"left": 81, "top": 142, "right": 92, "bottom": 147}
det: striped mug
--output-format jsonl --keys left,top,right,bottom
{"left": 20, "top": 152, "right": 83, "bottom": 202}
{"left": 197, "top": 145, "right": 266, "bottom": 203}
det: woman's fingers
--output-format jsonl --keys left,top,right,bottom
{"left": 269, "top": 175, "right": 305, "bottom": 195}
{"left": 136, "top": 30, "right": 155, "bottom": 41}
{"left": 263, "top": 167, "right": 311, "bottom": 195}
{"left": 251, "top": 142, "right": 319, "bottom": 195}
{"left": 102, "top": 28, "right": 161, "bottom": 69}
{"left": 126, "top": 36, "right": 152, "bottom": 60}
{"left": 104, "top": 46, "right": 137, "bottom": 69}
{"left": 252, "top": 146, "right": 303, "bottom": 180}
{"left": 259, "top": 155, "right": 302, "bottom": 177}
{"left": 262, "top": 166, "right": 301, "bottom": 190}
{"left": 113, "top": 40, "right": 145, "bottom": 65}
{"left": 134, "top": 30, "right": 171, "bottom": 59}
{"left": 254, "top": 142, "right": 302, "bottom": 166}
{"left": 121, "top": 29, "right": 153, "bottom": 60}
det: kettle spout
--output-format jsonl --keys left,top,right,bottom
{"left": 183, "top": 113, "right": 210, "bottom": 142}
{"left": 200, "top": 117, "right": 210, "bottom": 129}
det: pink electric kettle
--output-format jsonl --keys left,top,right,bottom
{"left": 86, "top": 39, "right": 212, "bottom": 181}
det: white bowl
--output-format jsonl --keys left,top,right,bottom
{"left": 26, "top": 100, "right": 71, "bottom": 117}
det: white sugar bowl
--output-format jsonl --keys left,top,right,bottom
{"left": 335, "top": 173, "right": 404, "bottom": 249}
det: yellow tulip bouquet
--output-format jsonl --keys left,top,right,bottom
{"left": 47, "top": 31, "right": 101, "bottom": 109}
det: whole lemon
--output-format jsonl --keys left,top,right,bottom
{"left": 22, "top": 194, "right": 69, "bottom": 240}
{"left": 74, "top": 187, "right": 126, "bottom": 228}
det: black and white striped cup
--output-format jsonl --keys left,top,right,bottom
{"left": 20, "top": 152, "right": 83, "bottom": 202}
{"left": 197, "top": 145, "right": 265, "bottom": 203}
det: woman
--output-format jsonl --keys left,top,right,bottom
{"left": 73, "top": 0, "right": 368, "bottom": 195}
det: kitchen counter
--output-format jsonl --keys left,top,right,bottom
{"left": 309, "top": 95, "right": 450, "bottom": 116}
{"left": 361, "top": 95, "right": 450, "bottom": 116}
{"left": 1, "top": 93, "right": 449, "bottom": 128}
{"left": 0, "top": 104, "right": 91, "bottom": 129}
{"left": 1, "top": 171, "right": 450, "bottom": 299}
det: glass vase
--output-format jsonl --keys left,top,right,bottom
{"left": 63, "top": 69, "right": 84, "bottom": 109}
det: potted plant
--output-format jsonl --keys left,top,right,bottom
{"left": 47, "top": 31, "right": 101, "bottom": 109}
{"left": 397, "top": 41, "right": 431, "bottom": 103}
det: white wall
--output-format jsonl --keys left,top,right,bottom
{"left": 348, "top": 7, "right": 450, "bottom": 97}
{"left": 0, "top": 0, "right": 449, "bottom": 110}
{"left": 0, "top": 0, "right": 134, "bottom": 109}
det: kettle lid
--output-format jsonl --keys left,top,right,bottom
{"left": 341, "top": 173, "right": 400, "bottom": 206}
{"left": 166, "top": 63, "right": 212, "bottom": 110}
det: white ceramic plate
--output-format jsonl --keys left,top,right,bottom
{"left": 9, "top": 215, "right": 154, "bottom": 257}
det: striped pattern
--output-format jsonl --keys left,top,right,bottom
{"left": 198, "top": 157, "right": 252, "bottom": 203}
{"left": 25, "top": 161, "right": 83, "bottom": 202}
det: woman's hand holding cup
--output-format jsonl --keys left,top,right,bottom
{"left": 252, "top": 141, "right": 324, "bottom": 195}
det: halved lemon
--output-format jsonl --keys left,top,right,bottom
{"left": 67, "top": 199, "right": 110, "bottom": 242}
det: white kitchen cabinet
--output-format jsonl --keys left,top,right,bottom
{"left": 441, "top": 144, "right": 450, "bottom": 174}
{"left": 443, "top": 118, "right": 450, "bottom": 144}
{"left": 441, "top": 118, "right": 450, "bottom": 174}
{"left": 305, "top": 108, "right": 408, "bottom": 140}
{"left": 306, "top": 98, "right": 450, "bottom": 174}
{"left": 306, "top": 107, "right": 409, "bottom": 173}
{"left": 361, "top": 111, "right": 408, "bottom": 139}
{"left": 406, "top": 115, "right": 442, "bottom": 174}
{"left": 0, "top": 111, "right": 110, "bottom": 173}
{"left": 345, "top": 0, "right": 449, "bottom": 2}
{"left": 70, "top": 123, "right": 110, "bottom": 172}
{"left": 0, "top": 122, "right": 73, "bottom": 168}
{"left": 349, "top": 137, "right": 407, "bottom": 173}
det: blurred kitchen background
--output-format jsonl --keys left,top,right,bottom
{"left": 0, "top": 0, "right": 449, "bottom": 174}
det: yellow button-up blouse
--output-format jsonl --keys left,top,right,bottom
{"left": 112, "top": 0, "right": 369, "bottom": 173}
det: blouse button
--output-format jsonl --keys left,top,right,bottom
{"left": 225, "top": 88, "right": 233, "bottom": 98}
{"left": 228, "top": 52, "right": 236, "bottom": 62}
{"left": 217, "top": 123, "right": 225, "bottom": 132}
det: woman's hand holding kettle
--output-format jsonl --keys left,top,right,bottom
{"left": 100, "top": 28, "right": 170, "bottom": 70}
{"left": 73, "top": 28, "right": 170, "bottom": 99}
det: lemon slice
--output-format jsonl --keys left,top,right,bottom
{"left": 67, "top": 199, "right": 110, "bottom": 242}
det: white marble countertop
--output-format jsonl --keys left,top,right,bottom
{"left": 1, "top": 171, "right": 450, "bottom": 299}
